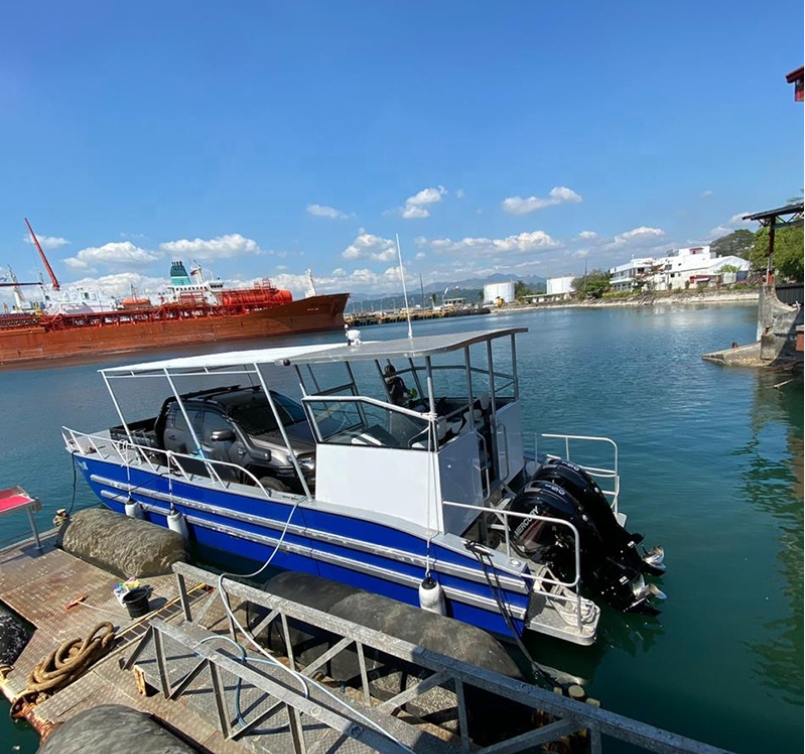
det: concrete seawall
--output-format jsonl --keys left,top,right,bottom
{"left": 494, "top": 290, "right": 759, "bottom": 313}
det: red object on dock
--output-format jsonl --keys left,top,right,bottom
{"left": 0, "top": 485, "right": 43, "bottom": 549}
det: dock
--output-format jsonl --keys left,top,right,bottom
{"left": 0, "top": 527, "right": 735, "bottom": 754}
{"left": 345, "top": 306, "right": 489, "bottom": 328}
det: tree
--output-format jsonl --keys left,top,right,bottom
{"left": 514, "top": 281, "right": 534, "bottom": 300}
{"left": 572, "top": 269, "right": 612, "bottom": 299}
{"left": 710, "top": 229, "right": 754, "bottom": 259}
{"left": 748, "top": 225, "right": 804, "bottom": 281}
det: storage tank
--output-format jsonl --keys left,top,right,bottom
{"left": 483, "top": 281, "right": 515, "bottom": 304}
{"left": 547, "top": 276, "right": 575, "bottom": 297}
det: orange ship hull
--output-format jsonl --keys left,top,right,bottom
{"left": 0, "top": 293, "right": 348, "bottom": 366}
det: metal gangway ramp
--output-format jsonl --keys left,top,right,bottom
{"left": 119, "top": 562, "right": 735, "bottom": 754}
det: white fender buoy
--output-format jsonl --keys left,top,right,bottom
{"left": 418, "top": 575, "right": 445, "bottom": 615}
{"left": 124, "top": 498, "right": 143, "bottom": 519}
{"left": 167, "top": 508, "right": 189, "bottom": 540}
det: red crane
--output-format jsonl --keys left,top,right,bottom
{"left": 24, "top": 218, "right": 60, "bottom": 291}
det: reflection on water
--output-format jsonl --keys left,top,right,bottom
{"left": 743, "top": 375, "right": 804, "bottom": 705}
{"left": 0, "top": 305, "right": 802, "bottom": 754}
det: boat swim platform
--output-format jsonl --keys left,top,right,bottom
{"left": 0, "top": 533, "right": 735, "bottom": 754}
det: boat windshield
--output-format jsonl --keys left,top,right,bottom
{"left": 228, "top": 392, "right": 306, "bottom": 434}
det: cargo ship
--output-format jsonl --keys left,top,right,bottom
{"left": 0, "top": 220, "right": 349, "bottom": 366}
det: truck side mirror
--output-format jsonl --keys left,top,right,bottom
{"left": 209, "top": 429, "right": 236, "bottom": 442}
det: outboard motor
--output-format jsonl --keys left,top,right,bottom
{"left": 508, "top": 464, "right": 666, "bottom": 615}
{"left": 534, "top": 458, "right": 665, "bottom": 576}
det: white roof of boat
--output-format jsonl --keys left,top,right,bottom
{"left": 284, "top": 327, "right": 527, "bottom": 365}
{"left": 100, "top": 327, "right": 527, "bottom": 376}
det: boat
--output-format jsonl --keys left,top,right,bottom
{"left": 63, "top": 327, "right": 666, "bottom": 646}
{"left": 0, "top": 221, "right": 348, "bottom": 366}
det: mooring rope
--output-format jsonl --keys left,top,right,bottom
{"left": 10, "top": 621, "right": 117, "bottom": 719}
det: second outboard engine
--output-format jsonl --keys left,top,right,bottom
{"left": 535, "top": 458, "right": 665, "bottom": 576}
{"left": 508, "top": 461, "right": 666, "bottom": 615}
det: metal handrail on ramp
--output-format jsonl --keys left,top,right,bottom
{"left": 126, "top": 562, "right": 737, "bottom": 754}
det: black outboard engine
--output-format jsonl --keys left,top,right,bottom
{"left": 509, "top": 459, "right": 665, "bottom": 615}
{"left": 536, "top": 458, "right": 665, "bottom": 576}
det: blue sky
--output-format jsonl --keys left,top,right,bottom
{"left": 1, "top": 1, "right": 802, "bottom": 300}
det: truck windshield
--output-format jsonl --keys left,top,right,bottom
{"left": 228, "top": 392, "right": 307, "bottom": 435}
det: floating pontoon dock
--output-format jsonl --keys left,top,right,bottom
{"left": 0, "top": 527, "right": 734, "bottom": 754}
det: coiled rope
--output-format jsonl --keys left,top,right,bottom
{"left": 10, "top": 621, "right": 116, "bottom": 719}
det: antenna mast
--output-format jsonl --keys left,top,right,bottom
{"left": 24, "top": 218, "right": 60, "bottom": 291}
{"left": 395, "top": 234, "right": 414, "bottom": 340}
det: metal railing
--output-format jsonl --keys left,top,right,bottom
{"left": 533, "top": 433, "right": 620, "bottom": 512}
{"left": 135, "top": 562, "right": 735, "bottom": 754}
{"left": 62, "top": 427, "right": 297, "bottom": 501}
{"left": 443, "top": 499, "right": 587, "bottom": 632}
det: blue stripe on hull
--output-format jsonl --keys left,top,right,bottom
{"left": 80, "top": 457, "right": 527, "bottom": 638}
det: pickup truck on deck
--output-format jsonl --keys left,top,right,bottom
{"left": 109, "top": 385, "right": 316, "bottom": 492}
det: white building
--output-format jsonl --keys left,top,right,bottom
{"left": 546, "top": 276, "right": 575, "bottom": 297}
{"left": 483, "top": 281, "right": 515, "bottom": 304}
{"left": 609, "top": 246, "right": 751, "bottom": 292}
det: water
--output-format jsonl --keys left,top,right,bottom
{"left": 1, "top": 304, "right": 802, "bottom": 753}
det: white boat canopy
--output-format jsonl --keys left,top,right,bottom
{"left": 99, "top": 328, "right": 528, "bottom": 378}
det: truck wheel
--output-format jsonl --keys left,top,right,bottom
{"left": 258, "top": 477, "right": 290, "bottom": 493}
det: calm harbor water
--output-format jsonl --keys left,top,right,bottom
{"left": 1, "top": 303, "right": 802, "bottom": 754}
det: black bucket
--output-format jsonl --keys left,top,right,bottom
{"left": 122, "top": 588, "right": 151, "bottom": 619}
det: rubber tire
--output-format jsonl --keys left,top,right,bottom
{"left": 258, "top": 476, "right": 290, "bottom": 492}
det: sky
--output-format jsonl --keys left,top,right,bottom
{"left": 1, "top": 1, "right": 802, "bottom": 302}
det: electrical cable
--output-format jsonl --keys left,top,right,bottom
{"left": 467, "top": 543, "right": 565, "bottom": 690}
{"left": 212, "top": 498, "right": 417, "bottom": 754}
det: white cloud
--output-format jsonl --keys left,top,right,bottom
{"left": 402, "top": 205, "right": 430, "bottom": 219}
{"left": 24, "top": 233, "right": 70, "bottom": 250}
{"left": 401, "top": 186, "right": 447, "bottom": 219}
{"left": 702, "top": 190, "right": 714, "bottom": 197}
{"left": 307, "top": 204, "right": 348, "bottom": 220}
{"left": 63, "top": 242, "right": 162, "bottom": 272}
{"left": 707, "top": 212, "right": 754, "bottom": 238}
{"left": 423, "top": 230, "right": 560, "bottom": 256}
{"left": 455, "top": 189, "right": 465, "bottom": 199}
{"left": 608, "top": 226, "right": 665, "bottom": 247}
{"left": 57, "top": 271, "right": 167, "bottom": 299}
{"left": 578, "top": 230, "right": 598, "bottom": 240}
{"left": 159, "top": 234, "right": 262, "bottom": 261}
{"left": 728, "top": 212, "right": 753, "bottom": 227}
{"left": 501, "top": 186, "right": 582, "bottom": 215}
{"left": 342, "top": 232, "right": 397, "bottom": 262}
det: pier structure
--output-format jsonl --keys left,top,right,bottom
{"left": 703, "top": 201, "right": 803, "bottom": 370}
{"left": 0, "top": 526, "right": 736, "bottom": 754}
{"left": 345, "top": 305, "right": 489, "bottom": 328}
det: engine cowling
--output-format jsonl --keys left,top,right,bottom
{"left": 533, "top": 458, "right": 645, "bottom": 570}
{"left": 508, "top": 464, "right": 665, "bottom": 615}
